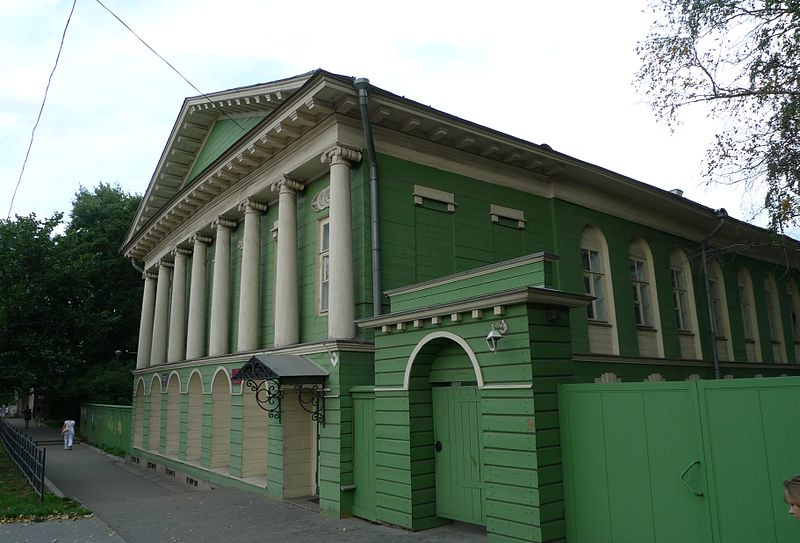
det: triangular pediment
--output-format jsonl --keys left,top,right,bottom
{"left": 123, "top": 70, "right": 319, "bottom": 252}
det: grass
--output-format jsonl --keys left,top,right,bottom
{"left": 0, "top": 442, "right": 91, "bottom": 523}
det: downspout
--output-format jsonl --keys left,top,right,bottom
{"left": 701, "top": 208, "right": 727, "bottom": 379}
{"left": 130, "top": 257, "right": 144, "bottom": 274}
{"left": 354, "top": 78, "right": 383, "bottom": 317}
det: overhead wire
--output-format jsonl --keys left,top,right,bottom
{"left": 7, "top": 0, "right": 78, "bottom": 221}
{"left": 93, "top": 0, "right": 245, "bottom": 130}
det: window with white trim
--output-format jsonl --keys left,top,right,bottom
{"left": 582, "top": 248, "right": 607, "bottom": 321}
{"left": 318, "top": 218, "right": 330, "bottom": 314}
{"left": 671, "top": 267, "right": 691, "bottom": 331}
{"left": 630, "top": 258, "right": 653, "bottom": 327}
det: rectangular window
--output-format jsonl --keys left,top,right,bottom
{"left": 318, "top": 219, "right": 330, "bottom": 314}
{"left": 630, "top": 259, "right": 652, "bottom": 326}
{"left": 671, "top": 267, "right": 690, "bottom": 331}
{"left": 764, "top": 279, "right": 778, "bottom": 339}
{"left": 739, "top": 283, "right": 754, "bottom": 340}
{"left": 582, "top": 248, "right": 606, "bottom": 321}
{"left": 709, "top": 278, "right": 725, "bottom": 337}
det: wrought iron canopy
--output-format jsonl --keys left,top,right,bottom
{"left": 237, "top": 354, "right": 328, "bottom": 384}
{"left": 236, "top": 354, "right": 329, "bottom": 425}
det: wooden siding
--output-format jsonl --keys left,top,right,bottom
{"left": 186, "top": 116, "right": 266, "bottom": 183}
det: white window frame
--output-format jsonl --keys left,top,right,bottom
{"left": 671, "top": 267, "right": 691, "bottom": 332}
{"left": 582, "top": 248, "right": 607, "bottom": 321}
{"left": 318, "top": 218, "right": 330, "bottom": 315}
{"left": 630, "top": 258, "right": 653, "bottom": 327}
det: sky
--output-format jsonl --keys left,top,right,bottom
{"left": 0, "top": 0, "right": 763, "bottom": 229}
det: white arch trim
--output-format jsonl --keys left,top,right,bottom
{"left": 135, "top": 376, "right": 147, "bottom": 396}
{"left": 210, "top": 366, "right": 232, "bottom": 395}
{"left": 403, "top": 331, "right": 484, "bottom": 391}
{"left": 186, "top": 368, "right": 205, "bottom": 394}
{"left": 150, "top": 373, "right": 163, "bottom": 395}
{"left": 167, "top": 371, "right": 182, "bottom": 391}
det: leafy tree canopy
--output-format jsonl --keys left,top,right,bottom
{"left": 636, "top": 0, "right": 800, "bottom": 231}
{"left": 0, "top": 184, "right": 142, "bottom": 418}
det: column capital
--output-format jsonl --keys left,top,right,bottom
{"left": 159, "top": 259, "right": 174, "bottom": 269}
{"left": 173, "top": 246, "right": 193, "bottom": 257}
{"left": 321, "top": 145, "right": 362, "bottom": 167}
{"left": 271, "top": 175, "right": 304, "bottom": 194}
{"left": 214, "top": 217, "right": 238, "bottom": 230}
{"left": 144, "top": 270, "right": 159, "bottom": 281}
{"left": 238, "top": 198, "right": 268, "bottom": 214}
{"left": 192, "top": 233, "right": 212, "bottom": 245}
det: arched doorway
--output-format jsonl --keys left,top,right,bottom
{"left": 185, "top": 372, "right": 203, "bottom": 463}
{"left": 165, "top": 374, "right": 181, "bottom": 456}
{"left": 149, "top": 375, "right": 162, "bottom": 452}
{"left": 406, "top": 333, "right": 485, "bottom": 526}
{"left": 210, "top": 370, "right": 231, "bottom": 471}
{"left": 134, "top": 379, "right": 145, "bottom": 448}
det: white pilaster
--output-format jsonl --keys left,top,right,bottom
{"left": 321, "top": 146, "right": 362, "bottom": 339}
{"left": 136, "top": 270, "right": 158, "bottom": 370}
{"left": 209, "top": 218, "right": 237, "bottom": 356}
{"left": 237, "top": 199, "right": 268, "bottom": 352}
{"left": 186, "top": 234, "right": 211, "bottom": 359}
{"left": 273, "top": 176, "right": 303, "bottom": 347}
{"left": 167, "top": 247, "right": 191, "bottom": 362}
{"left": 150, "top": 260, "right": 173, "bottom": 366}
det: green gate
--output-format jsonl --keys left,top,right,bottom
{"left": 352, "top": 388, "right": 377, "bottom": 522}
{"left": 559, "top": 377, "right": 800, "bottom": 543}
{"left": 432, "top": 385, "right": 485, "bottom": 525}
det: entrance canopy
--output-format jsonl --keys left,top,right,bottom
{"left": 235, "top": 354, "right": 328, "bottom": 425}
{"left": 237, "top": 354, "right": 328, "bottom": 384}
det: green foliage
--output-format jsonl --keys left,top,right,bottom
{"left": 0, "top": 443, "right": 91, "bottom": 521}
{"left": 636, "top": 1, "right": 800, "bottom": 230}
{"left": 0, "top": 184, "right": 142, "bottom": 419}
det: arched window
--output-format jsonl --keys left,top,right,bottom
{"left": 629, "top": 238, "right": 663, "bottom": 357}
{"left": 669, "top": 249, "right": 701, "bottom": 359}
{"left": 580, "top": 225, "right": 618, "bottom": 354}
{"left": 787, "top": 278, "right": 800, "bottom": 361}
{"left": 764, "top": 273, "right": 786, "bottom": 363}
{"left": 737, "top": 268, "right": 761, "bottom": 362}
{"left": 707, "top": 260, "right": 733, "bottom": 361}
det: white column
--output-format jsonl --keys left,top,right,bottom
{"left": 136, "top": 271, "right": 158, "bottom": 370}
{"left": 237, "top": 199, "right": 268, "bottom": 352}
{"left": 167, "top": 247, "right": 191, "bottom": 362}
{"left": 209, "top": 218, "right": 237, "bottom": 356}
{"left": 321, "top": 146, "right": 362, "bottom": 339}
{"left": 186, "top": 234, "right": 211, "bottom": 359}
{"left": 150, "top": 260, "right": 173, "bottom": 366}
{"left": 273, "top": 176, "right": 303, "bottom": 347}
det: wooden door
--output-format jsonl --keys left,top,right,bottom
{"left": 432, "top": 385, "right": 485, "bottom": 525}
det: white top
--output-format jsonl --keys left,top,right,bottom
{"left": 63, "top": 419, "right": 75, "bottom": 434}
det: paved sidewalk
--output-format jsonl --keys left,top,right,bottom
{"left": 1, "top": 417, "right": 487, "bottom": 543}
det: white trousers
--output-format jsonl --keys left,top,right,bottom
{"left": 64, "top": 432, "right": 74, "bottom": 449}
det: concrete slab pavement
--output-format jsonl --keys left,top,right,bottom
{"left": 2, "top": 417, "right": 488, "bottom": 543}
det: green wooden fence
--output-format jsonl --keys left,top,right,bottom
{"left": 559, "top": 377, "right": 800, "bottom": 543}
{"left": 80, "top": 403, "right": 132, "bottom": 454}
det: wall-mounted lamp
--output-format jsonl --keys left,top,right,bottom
{"left": 486, "top": 320, "right": 508, "bottom": 352}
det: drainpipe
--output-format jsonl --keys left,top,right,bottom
{"left": 130, "top": 257, "right": 144, "bottom": 274}
{"left": 354, "top": 77, "right": 383, "bottom": 317}
{"left": 701, "top": 208, "right": 727, "bottom": 379}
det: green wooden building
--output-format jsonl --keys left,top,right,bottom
{"left": 123, "top": 70, "right": 800, "bottom": 542}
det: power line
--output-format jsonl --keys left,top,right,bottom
{"left": 93, "top": 0, "right": 245, "bottom": 130}
{"left": 7, "top": 0, "right": 78, "bottom": 221}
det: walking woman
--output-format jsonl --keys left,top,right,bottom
{"left": 61, "top": 418, "right": 75, "bottom": 450}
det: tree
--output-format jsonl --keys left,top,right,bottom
{"left": 0, "top": 213, "right": 75, "bottom": 397}
{"left": 636, "top": 1, "right": 800, "bottom": 231}
{"left": 0, "top": 184, "right": 142, "bottom": 418}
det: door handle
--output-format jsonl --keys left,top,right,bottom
{"left": 434, "top": 440, "right": 443, "bottom": 452}
{"left": 680, "top": 460, "right": 704, "bottom": 496}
